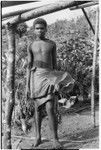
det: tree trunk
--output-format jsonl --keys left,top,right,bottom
{"left": 3, "top": 23, "right": 16, "bottom": 149}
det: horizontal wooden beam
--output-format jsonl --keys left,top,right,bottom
{"left": 2, "top": 3, "right": 53, "bottom": 19}
{"left": 2, "top": 0, "right": 88, "bottom": 27}
{"left": 70, "top": 2, "right": 98, "bottom": 10}
{"left": 2, "top": 7, "right": 37, "bottom": 19}
{"left": 1, "top": 1, "right": 39, "bottom": 8}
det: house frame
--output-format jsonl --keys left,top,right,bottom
{"left": 1, "top": 0, "right": 99, "bottom": 149}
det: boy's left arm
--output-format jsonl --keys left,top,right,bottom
{"left": 52, "top": 43, "right": 57, "bottom": 70}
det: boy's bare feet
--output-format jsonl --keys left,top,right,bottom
{"left": 51, "top": 139, "right": 63, "bottom": 149}
{"left": 34, "top": 138, "right": 41, "bottom": 147}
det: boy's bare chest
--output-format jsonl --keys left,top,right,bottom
{"left": 32, "top": 41, "right": 53, "bottom": 54}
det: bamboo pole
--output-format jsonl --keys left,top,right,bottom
{"left": 70, "top": 2, "right": 98, "bottom": 10}
{"left": 3, "top": 23, "right": 16, "bottom": 149}
{"left": 91, "top": 7, "right": 99, "bottom": 127}
{"left": 2, "top": 0, "right": 88, "bottom": 27}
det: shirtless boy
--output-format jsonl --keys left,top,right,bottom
{"left": 26, "top": 18, "right": 74, "bottom": 148}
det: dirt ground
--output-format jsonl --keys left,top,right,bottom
{"left": 4, "top": 101, "right": 99, "bottom": 149}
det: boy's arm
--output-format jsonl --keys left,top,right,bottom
{"left": 26, "top": 44, "right": 33, "bottom": 96}
{"left": 52, "top": 43, "right": 57, "bottom": 70}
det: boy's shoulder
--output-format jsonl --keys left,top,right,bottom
{"left": 46, "top": 38, "right": 56, "bottom": 46}
{"left": 32, "top": 38, "right": 56, "bottom": 45}
{"left": 31, "top": 39, "right": 56, "bottom": 47}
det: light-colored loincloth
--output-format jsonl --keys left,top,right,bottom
{"left": 30, "top": 66, "right": 75, "bottom": 107}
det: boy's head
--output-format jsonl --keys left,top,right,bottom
{"left": 33, "top": 18, "right": 47, "bottom": 38}
{"left": 33, "top": 18, "right": 47, "bottom": 28}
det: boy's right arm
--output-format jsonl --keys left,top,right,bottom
{"left": 26, "top": 44, "right": 33, "bottom": 97}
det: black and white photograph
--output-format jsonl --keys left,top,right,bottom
{"left": 1, "top": 0, "right": 100, "bottom": 149}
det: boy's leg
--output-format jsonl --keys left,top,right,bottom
{"left": 46, "top": 100, "right": 62, "bottom": 148}
{"left": 34, "top": 102, "right": 42, "bottom": 147}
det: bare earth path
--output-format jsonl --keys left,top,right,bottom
{"left": 11, "top": 102, "right": 99, "bottom": 149}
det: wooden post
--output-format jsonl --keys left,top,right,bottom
{"left": 3, "top": 23, "right": 16, "bottom": 149}
{"left": 0, "top": 8, "right": 1, "bottom": 149}
{"left": 91, "top": 7, "right": 99, "bottom": 127}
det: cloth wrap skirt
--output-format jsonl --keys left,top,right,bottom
{"left": 30, "top": 62, "right": 75, "bottom": 107}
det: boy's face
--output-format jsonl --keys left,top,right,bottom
{"left": 34, "top": 23, "right": 47, "bottom": 38}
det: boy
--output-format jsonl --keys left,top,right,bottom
{"left": 26, "top": 18, "right": 74, "bottom": 148}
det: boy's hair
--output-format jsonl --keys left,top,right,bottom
{"left": 33, "top": 18, "right": 47, "bottom": 28}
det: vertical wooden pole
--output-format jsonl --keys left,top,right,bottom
{"left": 0, "top": 5, "right": 1, "bottom": 149}
{"left": 91, "top": 7, "right": 99, "bottom": 127}
{"left": 3, "top": 23, "right": 16, "bottom": 149}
